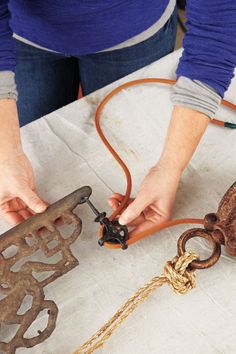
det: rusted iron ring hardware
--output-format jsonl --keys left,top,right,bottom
{"left": 178, "top": 229, "right": 221, "bottom": 269}
{"left": 178, "top": 181, "right": 236, "bottom": 269}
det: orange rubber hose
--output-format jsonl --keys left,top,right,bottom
{"left": 95, "top": 78, "right": 235, "bottom": 248}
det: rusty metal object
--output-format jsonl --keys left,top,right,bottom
{"left": 178, "top": 181, "right": 236, "bottom": 269}
{"left": 0, "top": 186, "right": 92, "bottom": 354}
{"left": 178, "top": 228, "right": 221, "bottom": 270}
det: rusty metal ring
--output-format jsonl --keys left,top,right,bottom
{"left": 177, "top": 228, "right": 221, "bottom": 269}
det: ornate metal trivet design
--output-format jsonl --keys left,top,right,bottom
{"left": 0, "top": 186, "right": 92, "bottom": 354}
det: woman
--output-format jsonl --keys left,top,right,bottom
{"left": 0, "top": 1, "right": 235, "bottom": 236}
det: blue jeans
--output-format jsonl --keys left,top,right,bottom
{"left": 15, "top": 9, "right": 177, "bottom": 126}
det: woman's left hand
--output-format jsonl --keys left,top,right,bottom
{"left": 108, "top": 161, "right": 182, "bottom": 236}
{"left": 108, "top": 106, "right": 210, "bottom": 236}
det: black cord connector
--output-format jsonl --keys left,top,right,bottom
{"left": 81, "top": 196, "right": 129, "bottom": 250}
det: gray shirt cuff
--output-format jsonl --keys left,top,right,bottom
{"left": 0, "top": 71, "right": 18, "bottom": 101}
{"left": 171, "top": 76, "right": 221, "bottom": 119}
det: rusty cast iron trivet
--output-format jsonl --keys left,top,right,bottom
{"left": 0, "top": 186, "right": 91, "bottom": 354}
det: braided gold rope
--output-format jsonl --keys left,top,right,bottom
{"left": 73, "top": 251, "right": 198, "bottom": 354}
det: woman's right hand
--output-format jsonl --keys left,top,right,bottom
{"left": 0, "top": 152, "right": 47, "bottom": 225}
{"left": 0, "top": 98, "right": 47, "bottom": 225}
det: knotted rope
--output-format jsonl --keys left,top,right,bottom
{"left": 73, "top": 251, "right": 198, "bottom": 354}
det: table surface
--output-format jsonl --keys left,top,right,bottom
{"left": 1, "top": 49, "right": 236, "bottom": 354}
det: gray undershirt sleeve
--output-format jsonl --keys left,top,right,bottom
{"left": 0, "top": 71, "right": 18, "bottom": 101}
{"left": 0, "top": 72, "right": 222, "bottom": 118}
{"left": 171, "top": 76, "right": 221, "bottom": 119}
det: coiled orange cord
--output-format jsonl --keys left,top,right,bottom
{"left": 95, "top": 78, "right": 236, "bottom": 248}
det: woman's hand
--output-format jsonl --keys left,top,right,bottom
{"left": 108, "top": 105, "right": 210, "bottom": 236}
{"left": 0, "top": 99, "right": 47, "bottom": 225}
{"left": 0, "top": 152, "right": 47, "bottom": 225}
{"left": 108, "top": 162, "right": 181, "bottom": 236}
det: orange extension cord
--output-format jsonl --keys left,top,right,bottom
{"left": 95, "top": 78, "right": 236, "bottom": 249}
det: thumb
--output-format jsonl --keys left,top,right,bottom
{"left": 19, "top": 188, "right": 47, "bottom": 213}
{"left": 119, "top": 192, "right": 150, "bottom": 225}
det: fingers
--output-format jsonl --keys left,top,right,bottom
{"left": 2, "top": 211, "right": 25, "bottom": 225}
{"left": 18, "top": 188, "right": 47, "bottom": 214}
{"left": 108, "top": 198, "right": 120, "bottom": 211}
{"left": 108, "top": 193, "right": 148, "bottom": 226}
{"left": 119, "top": 191, "right": 150, "bottom": 226}
{"left": 109, "top": 193, "right": 124, "bottom": 202}
{"left": 128, "top": 213, "right": 169, "bottom": 237}
{"left": 128, "top": 220, "right": 154, "bottom": 237}
{"left": 18, "top": 208, "right": 34, "bottom": 220}
{"left": 0, "top": 152, "right": 49, "bottom": 225}
{"left": 108, "top": 193, "right": 134, "bottom": 212}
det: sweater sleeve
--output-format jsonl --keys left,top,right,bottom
{"left": 171, "top": 76, "right": 221, "bottom": 118}
{"left": 0, "top": 0, "right": 16, "bottom": 72}
{"left": 176, "top": 0, "right": 236, "bottom": 98}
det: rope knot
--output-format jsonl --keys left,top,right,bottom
{"left": 164, "top": 251, "right": 198, "bottom": 294}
